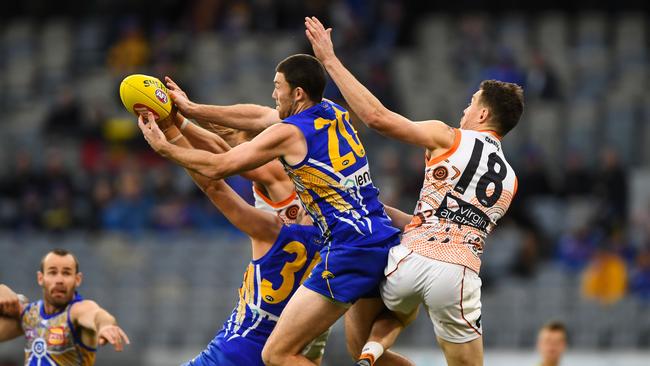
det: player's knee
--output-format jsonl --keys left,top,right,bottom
{"left": 398, "top": 309, "right": 419, "bottom": 328}
{"left": 261, "top": 345, "right": 275, "bottom": 366}
{"left": 447, "top": 350, "right": 481, "bottom": 366}
{"left": 458, "top": 356, "right": 481, "bottom": 366}
{"left": 454, "top": 355, "right": 472, "bottom": 366}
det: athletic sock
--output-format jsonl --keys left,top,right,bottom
{"left": 356, "top": 341, "right": 384, "bottom": 366}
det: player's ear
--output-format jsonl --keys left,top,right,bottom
{"left": 293, "top": 86, "right": 307, "bottom": 102}
{"left": 75, "top": 272, "right": 83, "bottom": 288}
{"left": 37, "top": 271, "right": 44, "bottom": 287}
{"left": 478, "top": 107, "right": 490, "bottom": 124}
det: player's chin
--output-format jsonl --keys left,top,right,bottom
{"left": 49, "top": 296, "right": 70, "bottom": 308}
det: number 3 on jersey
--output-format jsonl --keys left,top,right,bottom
{"left": 260, "top": 241, "right": 321, "bottom": 304}
{"left": 314, "top": 106, "right": 365, "bottom": 172}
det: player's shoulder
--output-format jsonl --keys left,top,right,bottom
{"left": 321, "top": 98, "right": 346, "bottom": 112}
{"left": 69, "top": 299, "right": 100, "bottom": 317}
{"left": 285, "top": 99, "right": 342, "bottom": 123}
{"left": 21, "top": 300, "right": 38, "bottom": 318}
{"left": 262, "top": 121, "right": 305, "bottom": 141}
{"left": 418, "top": 120, "right": 457, "bottom": 145}
{"left": 459, "top": 129, "right": 505, "bottom": 150}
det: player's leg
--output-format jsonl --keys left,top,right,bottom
{"left": 262, "top": 286, "right": 348, "bottom": 366}
{"left": 425, "top": 262, "right": 484, "bottom": 366}
{"left": 437, "top": 336, "right": 483, "bottom": 366}
{"left": 347, "top": 244, "right": 424, "bottom": 365}
{"left": 364, "top": 305, "right": 419, "bottom": 357}
{"left": 272, "top": 236, "right": 402, "bottom": 366}
{"left": 354, "top": 310, "right": 417, "bottom": 366}
{"left": 344, "top": 298, "right": 383, "bottom": 358}
{"left": 345, "top": 298, "right": 415, "bottom": 366}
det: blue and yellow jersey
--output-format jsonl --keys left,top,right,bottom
{"left": 282, "top": 99, "right": 399, "bottom": 245}
{"left": 21, "top": 293, "right": 96, "bottom": 366}
{"left": 203, "top": 224, "right": 323, "bottom": 366}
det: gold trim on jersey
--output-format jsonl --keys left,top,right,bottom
{"left": 293, "top": 166, "right": 353, "bottom": 213}
{"left": 236, "top": 264, "right": 256, "bottom": 327}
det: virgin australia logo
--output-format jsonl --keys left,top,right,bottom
{"left": 434, "top": 193, "right": 490, "bottom": 232}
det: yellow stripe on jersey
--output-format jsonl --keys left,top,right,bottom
{"left": 292, "top": 166, "right": 353, "bottom": 213}
{"left": 236, "top": 264, "right": 255, "bottom": 326}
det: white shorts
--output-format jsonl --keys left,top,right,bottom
{"left": 380, "top": 244, "right": 483, "bottom": 343}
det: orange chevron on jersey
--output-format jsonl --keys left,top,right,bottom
{"left": 402, "top": 129, "right": 517, "bottom": 274}
{"left": 253, "top": 186, "right": 303, "bottom": 224}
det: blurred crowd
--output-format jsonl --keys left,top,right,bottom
{"left": 0, "top": 146, "right": 247, "bottom": 234}
{"left": 1, "top": 0, "right": 649, "bottom": 306}
{"left": 510, "top": 146, "right": 650, "bottom": 304}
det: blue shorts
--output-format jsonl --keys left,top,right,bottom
{"left": 182, "top": 330, "right": 264, "bottom": 366}
{"left": 303, "top": 233, "right": 400, "bottom": 304}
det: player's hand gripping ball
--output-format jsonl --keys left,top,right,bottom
{"left": 119, "top": 74, "right": 172, "bottom": 121}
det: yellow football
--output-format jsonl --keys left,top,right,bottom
{"left": 119, "top": 74, "right": 172, "bottom": 121}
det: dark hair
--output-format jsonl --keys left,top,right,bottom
{"left": 40, "top": 248, "right": 79, "bottom": 273}
{"left": 479, "top": 79, "right": 524, "bottom": 136}
{"left": 541, "top": 321, "right": 568, "bottom": 337}
{"left": 275, "top": 54, "right": 326, "bottom": 103}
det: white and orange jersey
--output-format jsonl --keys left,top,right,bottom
{"left": 401, "top": 129, "right": 518, "bottom": 274}
{"left": 253, "top": 186, "right": 303, "bottom": 224}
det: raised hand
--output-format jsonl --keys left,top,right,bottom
{"left": 165, "top": 76, "right": 194, "bottom": 115}
{"left": 97, "top": 324, "right": 130, "bottom": 352}
{"left": 138, "top": 112, "right": 170, "bottom": 154}
{"left": 304, "top": 16, "right": 335, "bottom": 63}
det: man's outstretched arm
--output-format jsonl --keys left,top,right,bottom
{"left": 139, "top": 113, "right": 302, "bottom": 181}
{"left": 304, "top": 17, "right": 454, "bottom": 151}
{"left": 165, "top": 76, "right": 280, "bottom": 132}
{"left": 158, "top": 123, "right": 283, "bottom": 245}
{"left": 72, "top": 300, "right": 130, "bottom": 351}
{"left": 161, "top": 112, "right": 281, "bottom": 187}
